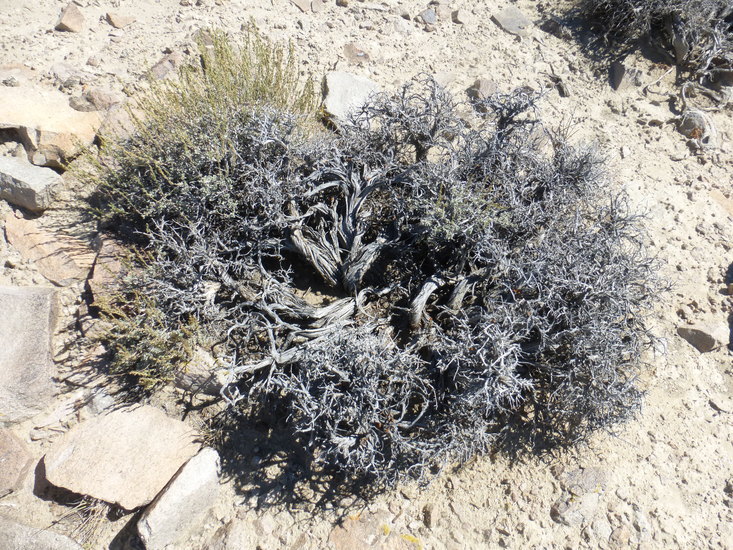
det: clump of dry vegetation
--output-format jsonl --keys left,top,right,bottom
{"left": 85, "top": 28, "right": 658, "bottom": 487}
{"left": 579, "top": 0, "right": 733, "bottom": 85}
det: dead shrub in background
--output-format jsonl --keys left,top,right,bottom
{"left": 85, "top": 29, "right": 658, "bottom": 489}
{"left": 578, "top": 0, "right": 733, "bottom": 85}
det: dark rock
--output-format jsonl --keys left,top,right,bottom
{"left": 677, "top": 324, "right": 724, "bottom": 352}
{"left": 609, "top": 61, "right": 642, "bottom": 91}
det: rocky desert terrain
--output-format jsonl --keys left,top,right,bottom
{"left": 0, "top": 0, "right": 732, "bottom": 549}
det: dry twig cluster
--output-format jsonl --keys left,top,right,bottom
{"left": 88, "top": 31, "right": 657, "bottom": 486}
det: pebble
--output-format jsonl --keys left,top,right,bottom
{"left": 419, "top": 8, "right": 437, "bottom": 25}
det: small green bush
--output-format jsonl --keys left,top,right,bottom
{"left": 86, "top": 28, "right": 658, "bottom": 488}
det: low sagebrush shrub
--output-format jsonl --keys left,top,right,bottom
{"left": 578, "top": 0, "right": 733, "bottom": 84}
{"left": 87, "top": 29, "right": 657, "bottom": 487}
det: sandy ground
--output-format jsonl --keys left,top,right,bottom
{"left": 0, "top": 0, "right": 732, "bottom": 548}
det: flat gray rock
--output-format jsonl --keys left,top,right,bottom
{"left": 0, "top": 287, "right": 57, "bottom": 426}
{"left": 0, "top": 157, "right": 61, "bottom": 212}
{"left": 492, "top": 6, "right": 532, "bottom": 37}
{"left": 0, "top": 516, "right": 82, "bottom": 550}
{"left": 138, "top": 448, "right": 220, "bottom": 549}
{"left": 43, "top": 405, "right": 200, "bottom": 510}
{"left": 0, "top": 428, "right": 34, "bottom": 497}
{"left": 323, "top": 71, "right": 380, "bottom": 123}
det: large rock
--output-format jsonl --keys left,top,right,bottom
{"left": 137, "top": 448, "right": 220, "bottom": 549}
{"left": 43, "top": 405, "right": 200, "bottom": 510}
{"left": 0, "top": 516, "right": 82, "bottom": 550}
{"left": 323, "top": 71, "right": 380, "bottom": 123}
{"left": 0, "top": 287, "right": 57, "bottom": 426}
{"left": 4, "top": 215, "right": 95, "bottom": 286}
{"left": 0, "top": 157, "right": 62, "bottom": 212}
{"left": 0, "top": 428, "right": 34, "bottom": 497}
{"left": 0, "top": 86, "right": 101, "bottom": 168}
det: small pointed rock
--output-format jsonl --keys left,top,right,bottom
{"left": 106, "top": 12, "right": 136, "bottom": 29}
{"left": 55, "top": 3, "right": 85, "bottom": 33}
{"left": 677, "top": 324, "right": 726, "bottom": 353}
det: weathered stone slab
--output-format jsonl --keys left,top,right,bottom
{"left": 492, "top": 7, "right": 532, "bottom": 37}
{"left": 0, "top": 86, "right": 101, "bottom": 168}
{"left": 43, "top": 405, "right": 200, "bottom": 510}
{"left": 137, "top": 448, "right": 220, "bottom": 549}
{"left": 4, "top": 215, "right": 95, "bottom": 286}
{"left": 0, "top": 428, "right": 34, "bottom": 497}
{"left": 0, "top": 286, "right": 57, "bottom": 426}
{"left": 0, "top": 516, "right": 82, "bottom": 550}
{"left": 323, "top": 71, "right": 380, "bottom": 123}
{"left": 87, "top": 236, "right": 124, "bottom": 302}
{"left": 0, "top": 156, "right": 62, "bottom": 212}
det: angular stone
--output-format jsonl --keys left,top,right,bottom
{"left": 137, "top": 448, "right": 220, "bottom": 549}
{"left": 43, "top": 405, "right": 200, "bottom": 510}
{"left": 291, "top": 0, "right": 310, "bottom": 13}
{"left": 419, "top": 8, "right": 437, "bottom": 25}
{"left": 84, "top": 88, "right": 124, "bottom": 111}
{"left": 561, "top": 467, "right": 607, "bottom": 496}
{"left": 4, "top": 215, "right": 95, "bottom": 286}
{"left": 323, "top": 71, "right": 380, "bottom": 123}
{"left": 0, "top": 428, "right": 34, "bottom": 497}
{"left": 467, "top": 77, "right": 498, "bottom": 101}
{"left": 55, "top": 3, "right": 85, "bottom": 33}
{"left": 0, "top": 286, "right": 57, "bottom": 426}
{"left": 0, "top": 86, "right": 101, "bottom": 168}
{"left": 452, "top": 9, "right": 471, "bottom": 25}
{"left": 87, "top": 237, "right": 124, "bottom": 302}
{"left": 0, "top": 156, "right": 61, "bottom": 212}
{"left": 149, "top": 52, "right": 185, "bottom": 80}
{"left": 311, "top": 0, "right": 328, "bottom": 13}
{"left": 609, "top": 61, "right": 642, "bottom": 91}
{"left": 0, "top": 516, "right": 82, "bottom": 550}
{"left": 105, "top": 12, "right": 136, "bottom": 29}
{"left": 550, "top": 492, "right": 600, "bottom": 526}
{"left": 344, "top": 43, "right": 370, "bottom": 65}
{"left": 175, "top": 348, "right": 228, "bottom": 396}
{"left": 677, "top": 324, "right": 726, "bottom": 353}
{"left": 492, "top": 6, "right": 532, "bottom": 37}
